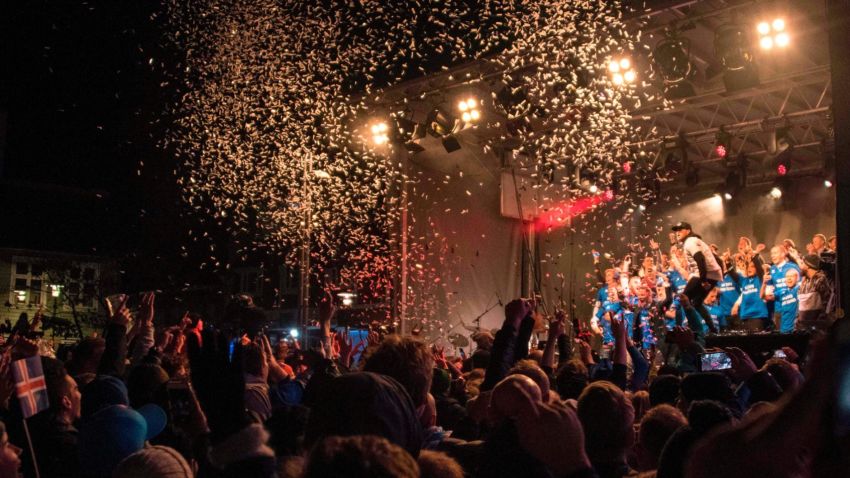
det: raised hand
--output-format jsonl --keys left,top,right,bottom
{"left": 318, "top": 288, "right": 336, "bottom": 325}
{"left": 137, "top": 292, "right": 155, "bottom": 327}
{"left": 108, "top": 295, "right": 132, "bottom": 327}
{"left": 505, "top": 298, "right": 533, "bottom": 329}
{"left": 548, "top": 310, "right": 566, "bottom": 339}
{"left": 649, "top": 239, "right": 660, "bottom": 250}
{"left": 725, "top": 347, "right": 757, "bottom": 382}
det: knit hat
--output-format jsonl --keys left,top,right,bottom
{"left": 803, "top": 254, "right": 821, "bottom": 270}
{"left": 78, "top": 404, "right": 167, "bottom": 477}
{"left": 113, "top": 445, "right": 192, "bottom": 478}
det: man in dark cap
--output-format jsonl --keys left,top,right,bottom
{"left": 671, "top": 222, "right": 724, "bottom": 333}
{"left": 797, "top": 254, "right": 832, "bottom": 332}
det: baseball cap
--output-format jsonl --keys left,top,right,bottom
{"left": 78, "top": 404, "right": 167, "bottom": 477}
{"left": 671, "top": 222, "right": 693, "bottom": 231}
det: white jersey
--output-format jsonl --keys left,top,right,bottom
{"left": 682, "top": 236, "right": 723, "bottom": 282}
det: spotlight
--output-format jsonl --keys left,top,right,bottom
{"left": 715, "top": 129, "right": 732, "bottom": 160}
{"left": 638, "top": 204, "right": 647, "bottom": 211}
{"left": 770, "top": 186, "right": 783, "bottom": 199}
{"left": 289, "top": 328, "right": 299, "bottom": 338}
{"left": 426, "top": 108, "right": 458, "bottom": 137}
{"left": 724, "top": 192, "right": 733, "bottom": 200}
{"left": 653, "top": 36, "right": 696, "bottom": 98}
{"left": 824, "top": 179, "right": 833, "bottom": 188}
{"left": 337, "top": 292, "right": 356, "bottom": 307}
{"left": 589, "top": 184, "right": 599, "bottom": 194}
{"left": 757, "top": 18, "right": 790, "bottom": 50}
{"left": 609, "top": 56, "right": 637, "bottom": 86}
{"left": 458, "top": 97, "right": 482, "bottom": 124}
{"left": 715, "top": 23, "right": 759, "bottom": 91}
{"left": 370, "top": 122, "right": 390, "bottom": 145}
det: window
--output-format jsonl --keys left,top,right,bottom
{"left": 83, "top": 268, "right": 95, "bottom": 281}
{"left": 70, "top": 267, "right": 81, "bottom": 280}
{"left": 15, "top": 263, "right": 29, "bottom": 275}
{"left": 14, "top": 278, "right": 27, "bottom": 290}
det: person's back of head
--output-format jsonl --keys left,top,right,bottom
{"left": 471, "top": 349, "right": 490, "bottom": 370}
{"left": 686, "top": 400, "right": 735, "bottom": 436}
{"left": 127, "top": 364, "right": 170, "bottom": 409}
{"left": 577, "top": 381, "right": 635, "bottom": 463}
{"left": 113, "top": 445, "right": 193, "bottom": 478}
{"left": 508, "top": 359, "right": 551, "bottom": 398}
{"left": 680, "top": 373, "right": 733, "bottom": 411}
{"left": 555, "top": 359, "right": 588, "bottom": 401}
{"left": 363, "top": 335, "right": 434, "bottom": 409}
{"left": 649, "top": 375, "right": 681, "bottom": 407}
{"left": 417, "top": 450, "right": 464, "bottom": 478}
{"left": 637, "top": 404, "right": 687, "bottom": 471}
{"left": 631, "top": 390, "right": 651, "bottom": 422}
{"left": 304, "top": 372, "right": 423, "bottom": 458}
{"left": 65, "top": 337, "right": 106, "bottom": 377}
{"left": 304, "top": 435, "right": 419, "bottom": 478}
{"left": 242, "top": 342, "right": 267, "bottom": 379}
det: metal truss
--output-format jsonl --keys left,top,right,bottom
{"left": 629, "top": 65, "right": 833, "bottom": 174}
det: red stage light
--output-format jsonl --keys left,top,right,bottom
{"left": 715, "top": 144, "right": 727, "bottom": 158}
{"left": 623, "top": 162, "right": 632, "bottom": 173}
{"left": 603, "top": 189, "right": 614, "bottom": 201}
{"left": 777, "top": 164, "right": 787, "bottom": 176}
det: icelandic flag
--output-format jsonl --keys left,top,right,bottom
{"left": 12, "top": 356, "right": 49, "bottom": 418}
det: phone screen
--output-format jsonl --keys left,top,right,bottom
{"left": 699, "top": 352, "right": 732, "bottom": 371}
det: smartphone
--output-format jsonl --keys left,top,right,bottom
{"left": 698, "top": 351, "right": 732, "bottom": 371}
{"left": 833, "top": 317, "right": 850, "bottom": 436}
{"left": 773, "top": 349, "right": 787, "bottom": 359}
{"left": 167, "top": 380, "right": 194, "bottom": 423}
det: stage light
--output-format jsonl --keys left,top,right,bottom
{"left": 757, "top": 18, "right": 789, "bottom": 50}
{"left": 716, "top": 23, "right": 759, "bottom": 91}
{"left": 638, "top": 204, "right": 646, "bottom": 211}
{"left": 458, "top": 97, "right": 481, "bottom": 124}
{"left": 777, "top": 163, "right": 788, "bottom": 175}
{"left": 653, "top": 36, "right": 696, "bottom": 98}
{"left": 289, "top": 328, "right": 299, "bottom": 338}
{"left": 371, "top": 122, "right": 389, "bottom": 145}
{"left": 724, "top": 192, "right": 733, "bottom": 200}
{"left": 609, "top": 56, "right": 636, "bottom": 86}
{"left": 589, "top": 184, "right": 599, "bottom": 194}
{"left": 825, "top": 179, "right": 834, "bottom": 188}
{"left": 715, "top": 129, "right": 732, "bottom": 160}
{"left": 426, "top": 108, "right": 458, "bottom": 137}
{"left": 337, "top": 292, "right": 356, "bottom": 307}
{"left": 770, "top": 187, "right": 783, "bottom": 199}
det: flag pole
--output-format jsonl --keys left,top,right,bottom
{"left": 21, "top": 417, "right": 40, "bottom": 478}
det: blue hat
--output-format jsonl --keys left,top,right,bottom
{"left": 78, "top": 404, "right": 167, "bottom": 477}
{"left": 81, "top": 375, "right": 129, "bottom": 418}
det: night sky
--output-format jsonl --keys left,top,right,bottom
{"left": 1, "top": 1, "right": 199, "bottom": 289}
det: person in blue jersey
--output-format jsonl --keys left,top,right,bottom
{"left": 714, "top": 256, "right": 740, "bottom": 331}
{"left": 761, "top": 268, "right": 800, "bottom": 333}
{"left": 592, "top": 268, "right": 620, "bottom": 321}
{"left": 591, "top": 284, "right": 623, "bottom": 345}
{"left": 767, "top": 245, "right": 802, "bottom": 329}
{"left": 731, "top": 258, "right": 769, "bottom": 332}
{"left": 664, "top": 246, "right": 690, "bottom": 295}
{"left": 703, "top": 288, "right": 726, "bottom": 331}
{"left": 632, "top": 285, "right": 659, "bottom": 353}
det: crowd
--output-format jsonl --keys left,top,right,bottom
{"left": 0, "top": 222, "right": 844, "bottom": 478}
{"left": 589, "top": 223, "right": 838, "bottom": 357}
